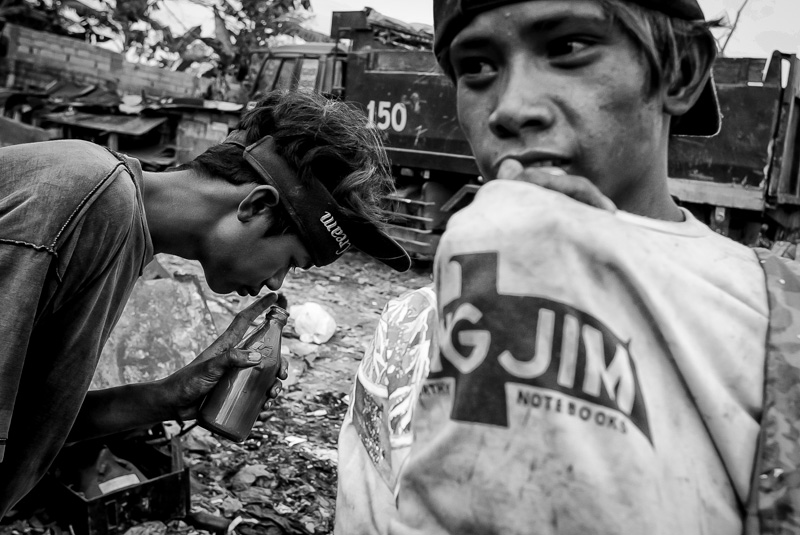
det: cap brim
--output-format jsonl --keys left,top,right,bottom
{"left": 670, "top": 75, "right": 721, "bottom": 137}
{"left": 348, "top": 222, "right": 412, "bottom": 272}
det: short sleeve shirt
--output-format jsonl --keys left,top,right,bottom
{"left": 0, "top": 140, "right": 153, "bottom": 514}
{"left": 391, "top": 180, "right": 768, "bottom": 535}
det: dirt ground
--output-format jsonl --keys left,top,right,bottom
{"left": 0, "top": 252, "right": 432, "bottom": 535}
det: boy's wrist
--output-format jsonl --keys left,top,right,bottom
{"left": 161, "top": 379, "right": 186, "bottom": 421}
{"left": 137, "top": 380, "right": 176, "bottom": 423}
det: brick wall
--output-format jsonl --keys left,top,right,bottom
{"left": 176, "top": 109, "right": 240, "bottom": 164}
{"left": 1, "top": 24, "right": 201, "bottom": 97}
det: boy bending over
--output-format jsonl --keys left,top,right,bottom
{"left": 0, "top": 90, "right": 410, "bottom": 517}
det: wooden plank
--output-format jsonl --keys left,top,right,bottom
{"left": 667, "top": 178, "right": 764, "bottom": 211}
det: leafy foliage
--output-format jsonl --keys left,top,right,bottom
{"left": 213, "top": 0, "right": 315, "bottom": 85}
{"left": 0, "top": 0, "right": 78, "bottom": 36}
{"left": 0, "top": 0, "right": 316, "bottom": 74}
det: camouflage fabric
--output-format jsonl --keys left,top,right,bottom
{"left": 746, "top": 249, "right": 800, "bottom": 534}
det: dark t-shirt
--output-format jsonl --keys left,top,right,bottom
{"left": 0, "top": 140, "right": 153, "bottom": 515}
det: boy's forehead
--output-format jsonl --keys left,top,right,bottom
{"left": 451, "top": 0, "right": 607, "bottom": 42}
{"left": 434, "top": 0, "right": 705, "bottom": 61}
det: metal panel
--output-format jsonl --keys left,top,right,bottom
{"left": 385, "top": 147, "right": 478, "bottom": 175}
{"left": 346, "top": 50, "right": 475, "bottom": 173}
{"left": 668, "top": 81, "right": 781, "bottom": 188}
{"left": 369, "top": 50, "right": 440, "bottom": 73}
{"left": 712, "top": 57, "right": 768, "bottom": 84}
{"left": 771, "top": 54, "right": 800, "bottom": 203}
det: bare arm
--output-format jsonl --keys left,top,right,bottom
{"left": 68, "top": 382, "right": 172, "bottom": 442}
{"left": 68, "top": 294, "right": 288, "bottom": 443}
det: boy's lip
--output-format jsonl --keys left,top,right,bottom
{"left": 237, "top": 286, "right": 260, "bottom": 297}
{"left": 495, "top": 152, "right": 572, "bottom": 177}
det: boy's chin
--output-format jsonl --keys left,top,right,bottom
{"left": 204, "top": 277, "right": 230, "bottom": 295}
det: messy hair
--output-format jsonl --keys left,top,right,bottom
{"left": 183, "top": 90, "right": 393, "bottom": 235}
{"left": 598, "top": 0, "right": 724, "bottom": 96}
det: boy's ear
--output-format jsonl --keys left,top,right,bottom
{"left": 238, "top": 185, "right": 280, "bottom": 222}
{"left": 663, "top": 34, "right": 717, "bottom": 119}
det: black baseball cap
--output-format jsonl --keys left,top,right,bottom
{"left": 433, "top": 0, "right": 720, "bottom": 136}
{"left": 225, "top": 131, "right": 412, "bottom": 272}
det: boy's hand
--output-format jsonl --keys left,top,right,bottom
{"left": 497, "top": 159, "right": 617, "bottom": 212}
{"left": 158, "top": 294, "right": 289, "bottom": 421}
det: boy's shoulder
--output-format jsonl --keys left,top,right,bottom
{"left": 0, "top": 139, "right": 132, "bottom": 190}
{"left": 0, "top": 140, "right": 141, "bottom": 251}
{"left": 2, "top": 138, "right": 123, "bottom": 169}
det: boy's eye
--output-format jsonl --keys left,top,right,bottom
{"left": 461, "top": 58, "right": 494, "bottom": 75}
{"left": 453, "top": 57, "right": 497, "bottom": 86}
{"left": 453, "top": 58, "right": 494, "bottom": 76}
{"left": 547, "top": 38, "right": 592, "bottom": 59}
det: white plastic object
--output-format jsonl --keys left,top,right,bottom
{"left": 290, "top": 302, "right": 337, "bottom": 344}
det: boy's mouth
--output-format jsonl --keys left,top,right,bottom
{"left": 497, "top": 155, "right": 571, "bottom": 179}
{"left": 526, "top": 158, "right": 568, "bottom": 168}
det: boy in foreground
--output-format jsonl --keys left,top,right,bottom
{"left": 0, "top": 90, "right": 410, "bottom": 517}
{"left": 387, "top": 0, "right": 800, "bottom": 533}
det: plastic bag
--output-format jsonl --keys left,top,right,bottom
{"left": 290, "top": 302, "right": 337, "bottom": 344}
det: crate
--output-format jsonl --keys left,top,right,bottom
{"left": 45, "top": 429, "right": 190, "bottom": 535}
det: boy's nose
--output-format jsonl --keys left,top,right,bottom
{"left": 488, "top": 64, "right": 556, "bottom": 137}
{"left": 265, "top": 271, "right": 287, "bottom": 291}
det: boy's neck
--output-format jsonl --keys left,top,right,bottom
{"left": 611, "top": 135, "right": 684, "bottom": 222}
{"left": 619, "top": 183, "right": 685, "bottom": 222}
{"left": 141, "top": 169, "right": 245, "bottom": 258}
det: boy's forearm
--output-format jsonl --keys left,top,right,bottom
{"left": 68, "top": 381, "right": 172, "bottom": 443}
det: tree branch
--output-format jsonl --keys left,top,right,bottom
{"left": 721, "top": 0, "right": 751, "bottom": 56}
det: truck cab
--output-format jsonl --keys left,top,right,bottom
{"left": 247, "top": 42, "right": 347, "bottom": 104}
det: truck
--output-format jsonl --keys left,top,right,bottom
{"left": 246, "top": 8, "right": 800, "bottom": 258}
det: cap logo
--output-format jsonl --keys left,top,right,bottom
{"left": 320, "top": 211, "right": 351, "bottom": 255}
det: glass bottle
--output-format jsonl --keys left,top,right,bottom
{"left": 198, "top": 306, "right": 289, "bottom": 442}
